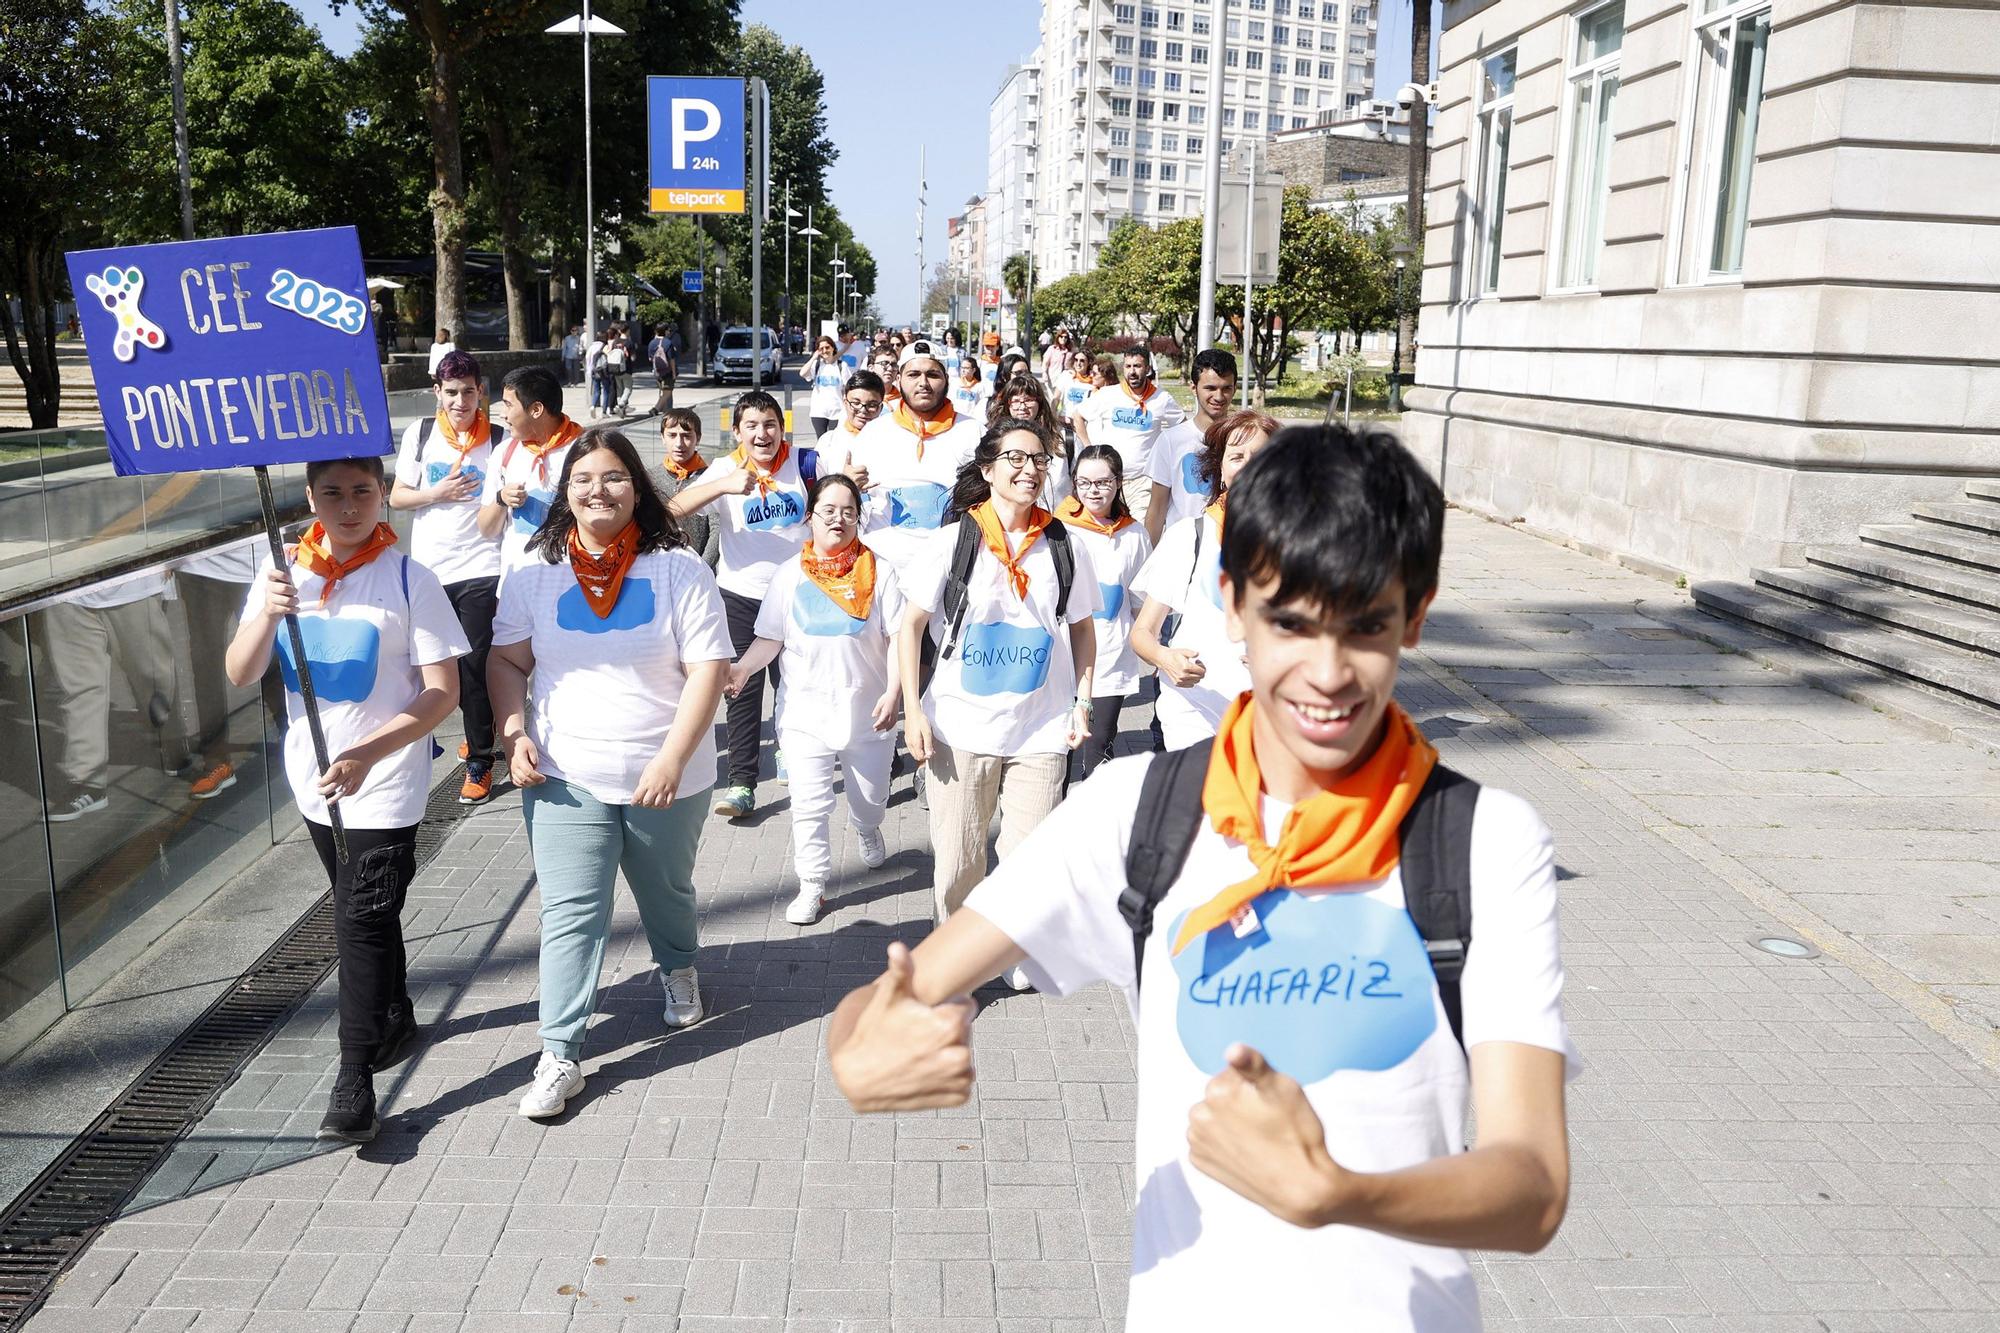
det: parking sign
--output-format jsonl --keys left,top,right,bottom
{"left": 648, "top": 76, "right": 746, "bottom": 214}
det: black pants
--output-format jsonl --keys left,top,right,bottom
{"left": 810, "top": 415, "right": 837, "bottom": 440}
{"left": 444, "top": 576, "right": 498, "bottom": 757}
{"left": 722, "top": 588, "right": 778, "bottom": 788}
{"left": 1066, "top": 694, "right": 1126, "bottom": 791}
{"left": 308, "top": 821, "right": 418, "bottom": 1066}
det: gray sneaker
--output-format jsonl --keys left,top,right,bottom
{"left": 518, "top": 1052, "right": 584, "bottom": 1119}
{"left": 856, "top": 827, "right": 887, "bottom": 869}
{"left": 661, "top": 966, "right": 704, "bottom": 1027}
{"left": 712, "top": 785, "right": 754, "bottom": 819}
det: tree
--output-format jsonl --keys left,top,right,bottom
{"left": 1031, "top": 272, "right": 1115, "bottom": 342}
{"left": 1001, "top": 252, "right": 1032, "bottom": 306}
{"left": 1214, "top": 187, "right": 1372, "bottom": 392}
{"left": 0, "top": 2, "right": 128, "bottom": 426}
{"left": 919, "top": 262, "right": 955, "bottom": 323}
{"left": 1102, "top": 218, "right": 1202, "bottom": 373}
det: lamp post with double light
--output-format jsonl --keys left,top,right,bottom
{"left": 546, "top": 3, "right": 625, "bottom": 346}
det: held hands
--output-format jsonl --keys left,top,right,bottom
{"left": 869, "top": 688, "right": 901, "bottom": 733}
{"left": 315, "top": 747, "right": 375, "bottom": 803}
{"left": 1065, "top": 699, "right": 1092, "bottom": 751}
{"left": 1161, "top": 647, "right": 1207, "bottom": 688}
{"left": 724, "top": 662, "right": 751, "bottom": 698}
{"left": 258, "top": 567, "right": 300, "bottom": 620}
{"left": 507, "top": 735, "right": 546, "bottom": 788}
{"left": 904, "top": 714, "right": 935, "bottom": 765}
{"left": 630, "top": 753, "right": 683, "bottom": 809}
{"left": 1186, "top": 1044, "right": 1348, "bottom": 1230}
{"left": 831, "top": 942, "right": 976, "bottom": 1113}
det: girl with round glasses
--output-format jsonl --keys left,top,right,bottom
{"left": 1056, "top": 444, "right": 1152, "bottom": 786}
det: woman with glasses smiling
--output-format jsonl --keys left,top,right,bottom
{"left": 488, "top": 429, "right": 734, "bottom": 1120}
{"left": 899, "top": 420, "right": 1101, "bottom": 987}
{"left": 725, "top": 475, "right": 902, "bottom": 926}
{"left": 1056, "top": 444, "right": 1152, "bottom": 787}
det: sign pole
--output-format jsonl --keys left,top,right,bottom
{"left": 749, "top": 78, "right": 766, "bottom": 389}
{"left": 1242, "top": 141, "right": 1257, "bottom": 408}
{"left": 255, "top": 466, "right": 348, "bottom": 862}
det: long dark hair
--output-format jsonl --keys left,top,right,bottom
{"left": 529, "top": 428, "right": 686, "bottom": 561}
{"left": 1198, "top": 409, "right": 1282, "bottom": 502}
{"left": 949, "top": 417, "right": 1058, "bottom": 516}
{"left": 987, "top": 374, "right": 1068, "bottom": 470}
{"left": 1070, "top": 443, "right": 1131, "bottom": 523}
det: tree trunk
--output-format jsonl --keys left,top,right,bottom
{"left": 547, "top": 256, "right": 570, "bottom": 347}
{"left": 420, "top": 25, "right": 468, "bottom": 342}
{"left": 1403, "top": 0, "right": 1432, "bottom": 393}
{"left": 483, "top": 100, "right": 534, "bottom": 349}
{"left": 1, "top": 236, "right": 63, "bottom": 429}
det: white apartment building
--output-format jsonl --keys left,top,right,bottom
{"left": 1033, "top": 0, "right": 1383, "bottom": 279}
{"left": 986, "top": 63, "right": 1042, "bottom": 295}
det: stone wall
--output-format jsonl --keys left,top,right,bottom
{"left": 1266, "top": 131, "right": 1408, "bottom": 191}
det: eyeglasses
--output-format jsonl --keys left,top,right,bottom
{"left": 567, "top": 473, "right": 632, "bottom": 491}
{"left": 812, "top": 505, "right": 859, "bottom": 522}
{"left": 845, "top": 398, "right": 883, "bottom": 414}
{"left": 995, "top": 450, "right": 1051, "bottom": 471}
{"left": 1074, "top": 478, "right": 1117, "bottom": 493}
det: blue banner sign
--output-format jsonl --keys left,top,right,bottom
{"left": 682, "top": 270, "right": 704, "bottom": 294}
{"left": 64, "top": 226, "right": 391, "bottom": 476}
{"left": 647, "top": 76, "right": 746, "bottom": 214}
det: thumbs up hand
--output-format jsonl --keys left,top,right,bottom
{"left": 831, "top": 942, "right": 977, "bottom": 1113}
{"left": 1187, "top": 1043, "right": 1347, "bottom": 1228}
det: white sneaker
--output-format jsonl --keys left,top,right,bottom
{"left": 660, "top": 966, "right": 704, "bottom": 1027}
{"left": 856, "top": 827, "right": 886, "bottom": 869}
{"left": 518, "top": 1052, "right": 583, "bottom": 1119}
{"left": 1005, "top": 966, "right": 1033, "bottom": 992}
{"left": 786, "top": 881, "right": 825, "bottom": 926}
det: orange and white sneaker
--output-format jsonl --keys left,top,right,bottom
{"left": 189, "top": 762, "right": 237, "bottom": 799}
{"left": 457, "top": 741, "right": 472, "bottom": 761}
{"left": 459, "top": 763, "right": 493, "bottom": 805}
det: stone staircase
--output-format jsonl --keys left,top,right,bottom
{"left": 1692, "top": 479, "right": 2000, "bottom": 712}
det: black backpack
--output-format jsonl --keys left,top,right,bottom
{"left": 937, "top": 516, "right": 1075, "bottom": 661}
{"left": 1118, "top": 739, "right": 1482, "bottom": 1050}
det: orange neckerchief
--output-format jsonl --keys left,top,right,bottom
{"left": 567, "top": 522, "right": 640, "bottom": 619}
{"left": 292, "top": 521, "right": 398, "bottom": 607}
{"left": 513, "top": 415, "right": 583, "bottom": 483}
{"left": 1120, "top": 380, "right": 1159, "bottom": 409}
{"left": 728, "top": 441, "right": 791, "bottom": 496}
{"left": 1056, "top": 495, "right": 1134, "bottom": 537}
{"left": 434, "top": 407, "right": 491, "bottom": 460}
{"left": 1171, "top": 694, "right": 1439, "bottom": 955}
{"left": 890, "top": 400, "right": 957, "bottom": 461}
{"left": 660, "top": 452, "right": 707, "bottom": 482}
{"left": 1206, "top": 495, "right": 1227, "bottom": 544}
{"left": 799, "top": 539, "right": 877, "bottom": 621}
{"left": 840, "top": 416, "right": 867, "bottom": 436}
{"left": 968, "top": 500, "right": 1051, "bottom": 602}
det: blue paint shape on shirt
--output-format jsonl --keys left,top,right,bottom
{"left": 1094, "top": 582, "right": 1126, "bottom": 622}
{"left": 1178, "top": 450, "right": 1205, "bottom": 495}
{"left": 887, "top": 483, "right": 951, "bottom": 529}
{"left": 956, "top": 621, "right": 1053, "bottom": 696}
{"left": 277, "top": 616, "right": 381, "bottom": 703}
{"left": 555, "top": 576, "right": 656, "bottom": 634}
{"left": 743, "top": 489, "right": 805, "bottom": 531}
{"left": 1168, "top": 890, "right": 1438, "bottom": 1083}
{"left": 792, "top": 578, "right": 866, "bottom": 637}
{"left": 511, "top": 487, "right": 552, "bottom": 534}
{"left": 1110, "top": 405, "right": 1154, "bottom": 431}
{"left": 425, "top": 461, "right": 484, "bottom": 488}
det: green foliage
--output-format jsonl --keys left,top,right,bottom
{"left": 1001, "top": 253, "right": 1032, "bottom": 305}
{"left": 1031, "top": 272, "right": 1117, "bottom": 341}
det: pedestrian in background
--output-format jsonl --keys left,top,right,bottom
{"left": 803, "top": 335, "right": 846, "bottom": 439}
{"left": 488, "top": 430, "right": 732, "bottom": 1121}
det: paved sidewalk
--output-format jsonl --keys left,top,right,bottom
{"left": 24, "top": 511, "right": 2000, "bottom": 1332}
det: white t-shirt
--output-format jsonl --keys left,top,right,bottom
{"left": 1132, "top": 511, "right": 1248, "bottom": 748}
{"left": 1078, "top": 383, "right": 1188, "bottom": 477}
{"left": 754, "top": 555, "right": 905, "bottom": 752}
{"left": 841, "top": 338, "right": 871, "bottom": 371}
{"left": 394, "top": 417, "right": 505, "bottom": 585}
{"left": 1056, "top": 373, "right": 1091, "bottom": 423}
{"left": 1061, "top": 519, "right": 1152, "bottom": 698}
{"left": 904, "top": 518, "right": 1102, "bottom": 757}
{"left": 804, "top": 355, "right": 846, "bottom": 420}
{"left": 426, "top": 341, "right": 456, "bottom": 375}
{"left": 949, "top": 378, "right": 991, "bottom": 420}
{"left": 176, "top": 535, "right": 263, "bottom": 585}
{"left": 968, "top": 759, "right": 1578, "bottom": 1331}
{"left": 1145, "top": 419, "right": 1210, "bottom": 530}
{"left": 704, "top": 449, "right": 810, "bottom": 599}
{"left": 247, "top": 551, "right": 469, "bottom": 829}
{"left": 480, "top": 433, "right": 579, "bottom": 583}
{"left": 845, "top": 409, "right": 984, "bottom": 548}
{"left": 492, "top": 547, "right": 734, "bottom": 804}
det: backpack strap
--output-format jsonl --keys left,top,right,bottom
{"left": 936, "top": 518, "right": 985, "bottom": 661}
{"left": 398, "top": 552, "right": 411, "bottom": 609}
{"left": 1397, "top": 763, "right": 1481, "bottom": 1053}
{"left": 1118, "top": 738, "right": 1214, "bottom": 995}
{"left": 799, "top": 447, "right": 819, "bottom": 490}
{"left": 1044, "top": 516, "right": 1074, "bottom": 623}
{"left": 417, "top": 416, "right": 434, "bottom": 449}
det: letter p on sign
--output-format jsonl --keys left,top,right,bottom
{"left": 670, "top": 98, "right": 720, "bottom": 169}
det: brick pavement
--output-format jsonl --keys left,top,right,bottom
{"left": 23, "top": 511, "right": 2000, "bottom": 1332}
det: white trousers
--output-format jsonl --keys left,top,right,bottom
{"left": 785, "top": 731, "right": 895, "bottom": 885}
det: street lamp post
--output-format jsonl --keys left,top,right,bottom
{"left": 547, "top": 3, "right": 625, "bottom": 347}
{"left": 1389, "top": 242, "right": 1412, "bottom": 413}
{"left": 799, "top": 210, "right": 824, "bottom": 348}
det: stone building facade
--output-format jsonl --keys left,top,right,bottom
{"left": 1403, "top": 0, "right": 2000, "bottom": 580}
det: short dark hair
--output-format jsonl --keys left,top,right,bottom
{"left": 528, "top": 428, "right": 686, "bottom": 561}
{"left": 733, "top": 389, "right": 782, "bottom": 425}
{"left": 503, "top": 364, "right": 564, "bottom": 416}
{"left": 1121, "top": 347, "right": 1151, "bottom": 363}
{"left": 845, "top": 369, "right": 885, "bottom": 397}
{"left": 305, "top": 455, "right": 386, "bottom": 488}
{"left": 807, "top": 472, "right": 864, "bottom": 514}
{"left": 432, "top": 349, "right": 483, "bottom": 386}
{"left": 1199, "top": 409, "right": 1282, "bottom": 500}
{"left": 1191, "top": 348, "right": 1239, "bottom": 384}
{"left": 660, "top": 406, "right": 701, "bottom": 439}
{"left": 1221, "top": 426, "right": 1443, "bottom": 618}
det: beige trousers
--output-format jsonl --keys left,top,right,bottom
{"left": 926, "top": 746, "right": 1068, "bottom": 920}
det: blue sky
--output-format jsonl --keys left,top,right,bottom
{"left": 290, "top": 1, "right": 1426, "bottom": 321}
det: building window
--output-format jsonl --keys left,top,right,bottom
{"left": 1138, "top": 98, "right": 1157, "bottom": 118}
{"left": 1222, "top": 107, "right": 1237, "bottom": 127}
{"left": 1160, "top": 162, "right": 1179, "bottom": 180}
{"left": 1678, "top": 0, "right": 1772, "bottom": 279}
{"left": 1111, "top": 127, "right": 1132, "bottom": 147}
{"left": 1296, "top": 27, "right": 1314, "bottom": 47}
{"left": 1347, "top": 61, "right": 1367, "bottom": 83}
{"left": 1557, "top": 2, "right": 1625, "bottom": 288}
{"left": 1114, "top": 65, "right": 1134, "bottom": 86}
{"left": 1115, "top": 34, "right": 1135, "bottom": 55}
{"left": 1165, "top": 72, "right": 1183, "bottom": 91}
{"left": 1111, "top": 95, "right": 1133, "bottom": 114}
{"left": 1244, "top": 110, "right": 1261, "bottom": 129}
{"left": 1293, "top": 86, "right": 1310, "bottom": 105}
{"left": 1292, "top": 115, "right": 1307, "bottom": 128}
{"left": 1472, "top": 48, "right": 1517, "bottom": 296}
{"left": 1135, "top": 160, "right": 1153, "bottom": 180}
{"left": 1226, "top": 48, "right": 1240, "bottom": 66}
{"left": 1247, "top": 50, "right": 1264, "bottom": 69}
{"left": 1352, "top": 5, "right": 1371, "bottom": 22}
{"left": 1249, "top": 0, "right": 1268, "bottom": 10}
{"left": 1168, "top": 10, "right": 1185, "bottom": 29}
{"left": 1162, "top": 131, "right": 1180, "bottom": 150}
{"left": 1227, "top": 17, "right": 1242, "bottom": 36}
{"left": 1160, "top": 192, "right": 1179, "bottom": 210}
{"left": 1187, "top": 135, "right": 1205, "bottom": 155}
{"left": 1111, "top": 157, "right": 1129, "bottom": 177}
{"left": 1193, "top": 15, "right": 1210, "bottom": 35}
{"left": 1116, "top": 3, "right": 1136, "bottom": 20}
{"left": 1189, "top": 104, "right": 1205, "bottom": 124}
{"left": 1166, "top": 40, "right": 1184, "bottom": 59}
{"left": 1349, "top": 33, "right": 1367, "bottom": 53}
{"left": 1193, "top": 45, "right": 1209, "bottom": 63}
{"left": 1319, "top": 60, "right": 1337, "bottom": 78}
{"left": 1320, "top": 30, "right": 1339, "bottom": 49}
{"left": 1322, "top": 2, "right": 1338, "bottom": 17}
{"left": 1274, "top": 24, "right": 1289, "bottom": 42}
{"left": 1248, "top": 20, "right": 1265, "bottom": 39}
{"left": 1136, "top": 129, "right": 1155, "bottom": 151}
{"left": 1140, "top": 68, "right": 1158, "bottom": 88}
{"left": 1164, "top": 101, "right": 1182, "bottom": 119}
{"left": 1140, "top": 37, "right": 1159, "bottom": 58}
{"left": 1142, "top": 6, "right": 1161, "bottom": 26}
{"left": 1294, "top": 57, "right": 1311, "bottom": 75}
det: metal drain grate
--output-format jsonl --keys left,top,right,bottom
{"left": 0, "top": 765, "right": 483, "bottom": 1330}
